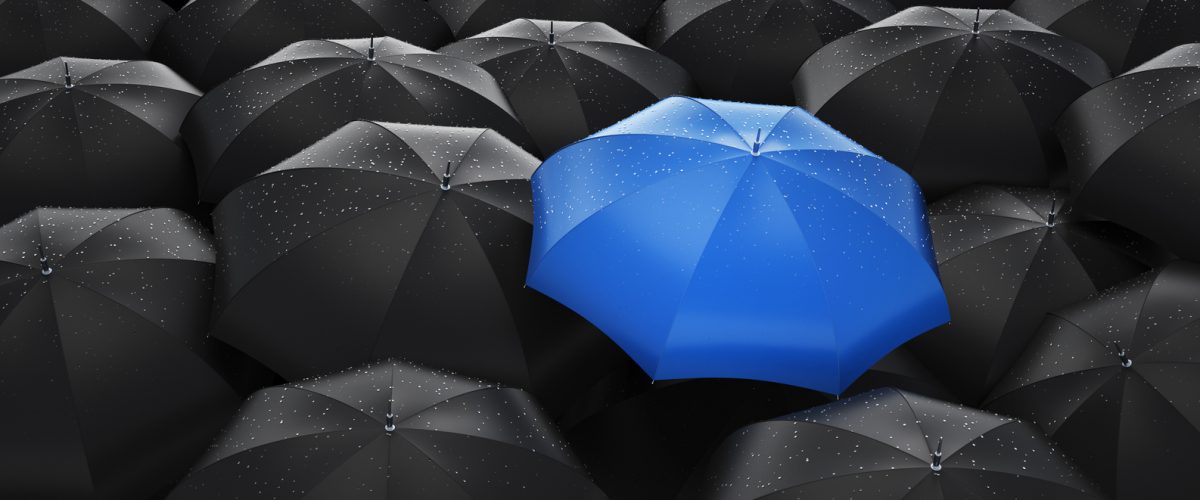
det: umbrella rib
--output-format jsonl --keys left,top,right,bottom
{"left": 398, "top": 427, "right": 591, "bottom": 484}
{"left": 934, "top": 225, "right": 1044, "bottom": 269}
{"left": 56, "top": 208, "right": 155, "bottom": 264}
{"left": 1081, "top": 97, "right": 1200, "bottom": 191}
{"left": 393, "top": 386, "right": 502, "bottom": 425}
{"left": 363, "top": 194, "right": 443, "bottom": 359}
{"left": 287, "top": 385, "right": 386, "bottom": 423}
{"left": 906, "top": 38, "right": 978, "bottom": 176}
{"left": 762, "top": 466, "right": 932, "bottom": 499}
{"left": 986, "top": 367, "right": 1117, "bottom": 434}
{"left": 0, "top": 90, "right": 60, "bottom": 154}
{"left": 790, "top": 419, "right": 933, "bottom": 463}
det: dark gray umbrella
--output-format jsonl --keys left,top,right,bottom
{"left": 908, "top": 185, "right": 1166, "bottom": 404}
{"left": 646, "top": 0, "right": 896, "bottom": 104}
{"left": 794, "top": 7, "right": 1109, "bottom": 198}
{"left": 168, "top": 359, "right": 608, "bottom": 500}
{"left": 151, "top": 0, "right": 452, "bottom": 89}
{"left": 428, "top": 0, "right": 663, "bottom": 39}
{"left": 986, "top": 260, "right": 1200, "bottom": 500}
{"left": 1057, "top": 43, "right": 1200, "bottom": 261}
{"left": 689, "top": 388, "right": 1103, "bottom": 500}
{"left": 439, "top": 19, "right": 695, "bottom": 157}
{"left": 0, "top": 208, "right": 250, "bottom": 500}
{"left": 0, "top": 0, "right": 174, "bottom": 76}
{"left": 0, "top": 57, "right": 201, "bottom": 223}
{"left": 182, "top": 36, "right": 534, "bottom": 203}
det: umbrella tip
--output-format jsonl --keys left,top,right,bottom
{"left": 63, "top": 60, "right": 74, "bottom": 89}
{"left": 36, "top": 244, "right": 52, "bottom": 276}
{"left": 751, "top": 128, "right": 763, "bottom": 156}
{"left": 549, "top": 22, "right": 556, "bottom": 45}
{"left": 441, "top": 161, "right": 453, "bottom": 191}
{"left": 1114, "top": 342, "right": 1133, "bottom": 368}
{"left": 972, "top": 8, "right": 981, "bottom": 34}
{"left": 1047, "top": 197, "right": 1059, "bottom": 226}
{"left": 930, "top": 437, "right": 944, "bottom": 472}
{"left": 385, "top": 412, "right": 396, "bottom": 433}
{"left": 368, "top": 37, "right": 376, "bottom": 61}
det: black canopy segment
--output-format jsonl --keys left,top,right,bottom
{"left": 795, "top": 7, "right": 1109, "bottom": 199}
{"left": 0, "top": 0, "right": 173, "bottom": 75}
{"left": 892, "top": 0, "right": 1012, "bottom": 7}
{"left": 428, "top": 0, "right": 664, "bottom": 40}
{"left": 182, "top": 36, "right": 533, "bottom": 203}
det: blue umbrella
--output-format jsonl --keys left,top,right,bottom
{"left": 526, "top": 97, "right": 949, "bottom": 394}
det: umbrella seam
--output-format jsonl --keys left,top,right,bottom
{"left": 788, "top": 418, "right": 933, "bottom": 464}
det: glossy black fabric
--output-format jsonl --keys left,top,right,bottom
{"left": 0, "top": 58, "right": 201, "bottom": 223}
{"left": 1057, "top": 44, "right": 1200, "bottom": 261}
{"left": 428, "top": 0, "right": 663, "bottom": 39}
{"left": 689, "top": 388, "right": 1103, "bottom": 500}
{"left": 794, "top": 7, "right": 1109, "bottom": 198}
{"left": 0, "top": 0, "right": 173, "bottom": 75}
{"left": 987, "top": 261, "right": 1200, "bottom": 500}
{"left": 893, "top": 1, "right": 1012, "bottom": 7}
{"left": 169, "top": 360, "right": 608, "bottom": 500}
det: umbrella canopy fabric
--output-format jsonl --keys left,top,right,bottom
{"left": 892, "top": 0, "right": 1012, "bottom": 7}
{"left": 986, "top": 261, "right": 1200, "bottom": 500}
{"left": 794, "top": 7, "right": 1110, "bottom": 199}
{"left": 151, "top": 0, "right": 452, "bottom": 89}
{"left": 183, "top": 36, "right": 533, "bottom": 203}
{"left": 527, "top": 96, "right": 949, "bottom": 394}
{"left": 689, "top": 388, "right": 1104, "bottom": 500}
{"left": 646, "top": 0, "right": 896, "bottom": 104}
{"left": 440, "top": 19, "right": 696, "bottom": 157}
{"left": 0, "top": 0, "right": 174, "bottom": 76}
{"left": 428, "top": 0, "right": 664, "bottom": 39}
{"left": 1010, "top": 0, "right": 1200, "bottom": 73}
{"left": 211, "top": 121, "right": 626, "bottom": 417}
{"left": 168, "top": 359, "right": 608, "bottom": 500}
{"left": 909, "top": 185, "right": 1166, "bottom": 404}
{"left": 0, "top": 208, "right": 246, "bottom": 500}
{"left": 0, "top": 57, "right": 201, "bottom": 223}
{"left": 1057, "top": 44, "right": 1200, "bottom": 261}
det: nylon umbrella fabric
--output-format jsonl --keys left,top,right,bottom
{"left": 168, "top": 359, "right": 608, "bottom": 500}
{"left": 986, "top": 260, "right": 1200, "bottom": 500}
{"left": 0, "top": 0, "right": 173, "bottom": 76}
{"left": 794, "top": 7, "right": 1110, "bottom": 199}
{"left": 151, "top": 0, "right": 452, "bottom": 89}
{"left": 183, "top": 36, "right": 534, "bottom": 203}
{"left": 646, "top": 0, "right": 896, "bottom": 104}
{"left": 0, "top": 208, "right": 250, "bottom": 500}
{"left": 892, "top": 0, "right": 1012, "bottom": 7}
{"left": 908, "top": 185, "right": 1167, "bottom": 404}
{"left": 0, "top": 57, "right": 201, "bottom": 223}
{"left": 1057, "top": 44, "right": 1200, "bottom": 261}
{"left": 440, "top": 19, "right": 696, "bottom": 157}
{"left": 688, "top": 388, "right": 1104, "bottom": 500}
{"left": 527, "top": 96, "right": 949, "bottom": 395}
{"left": 428, "top": 0, "right": 664, "bottom": 39}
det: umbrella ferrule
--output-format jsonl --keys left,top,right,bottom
{"left": 368, "top": 37, "right": 376, "bottom": 61}
{"left": 930, "top": 438, "right": 944, "bottom": 472}
{"left": 972, "top": 8, "right": 981, "bottom": 34}
{"left": 37, "top": 245, "right": 52, "bottom": 276}
{"left": 385, "top": 412, "right": 396, "bottom": 433}
{"left": 751, "top": 128, "right": 763, "bottom": 156}
{"left": 1114, "top": 342, "right": 1133, "bottom": 368}
{"left": 63, "top": 60, "right": 74, "bottom": 89}
{"left": 441, "top": 161, "right": 453, "bottom": 191}
{"left": 548, "top": 22, "right": 556, "bottom": 45}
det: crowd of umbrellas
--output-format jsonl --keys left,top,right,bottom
{"left": 1, "top": 1, "right": 1198, "bottom": 499}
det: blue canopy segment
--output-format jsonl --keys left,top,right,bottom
{"left": 527, "top": 97, "right": 949, "bottom": 394}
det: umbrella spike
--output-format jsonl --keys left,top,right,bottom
{"left": 549, "top": 21, "right": 555, "bottom": 45}
{"left": 1047, "top": 197, "right": 1058, "bottom": 226}
{"left": 1114, "top": 341, "right": 1133, "bottom": 368}
{"left": 930, "top": 437, "right": 944, "bottom": 472}
{"left": 385, "top": 412, "right": 396, "bottom": 433}
{"left": 751, "top": 128, "right": 763, "bottom": 156}
{"left": 368, "top": 37, "right": 376, "bottom": 61}
{"left": 36, "top": 244, "right": 52, "bottom": 276}
{"left": 441, "top": 161, "right": 453, "bottom": 191}
{"left": 972, "top": 8, "right": 981, "bottom": 34}
{"left": 63, "top": 60, "right": 73, "bottom": 89}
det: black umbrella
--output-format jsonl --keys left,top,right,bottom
{"left": 907, "top": 185, "right": 1166, "bottom": 404}
{"left": 168, "top": 359, "right": 608, "bottom": 500}
{"left": 0, "top": 0, "right": 174, "bottom": 76}
{"left": 428, "top": 0, "right": 663, "bottom": 39}
{"left": 0, "top": 57, "right": 201, "bottom": 223}
{"left": 183, "top": 36, "right": 534, "bottom": 203}
{"left": 646, "top": 0, "right": 895, "bottom": 104}
{"left": 794, "top": 7, "right": 1109, "bottom": 198}
{"left": 151, "top": 0, "right": 452, "bottom": 89}
{"left": 211, "top": 121, "right": 627, "bottom": 418}
{"left": 986, "top": 260, "right": 1200, "bottom": 500}
{"left": 690, "top": 388, "right": 1103, "bottom": 500}
{"left": 0, "top": 208, "right": 250, "bottom": 500}
{"left": 439, "top": 19, "right": 695, "bottom": 157}
{"left": 1057, "top": 44, "right": 1200, "bottom": 262}
{"left": 1011, "top": 0, "right": 1200, "bottom": 72}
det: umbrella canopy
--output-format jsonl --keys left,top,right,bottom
{"left": 908, "top": 185, "right": 1166, "bottom": 404}
{"left": 151, "top": 0, "right": 452, "bottom": 89}
{"left": 440, "top": 19, "right": 695, "bottom": 157}
{"left": 428, "top": 0, "right": 663, "bottom": 39}
{"left": 527, "top": 96, "right": 949, "bottom": 394}
{"left": 892, "top": 0, "right": 1012, "bottom": 7}
{"left": 689, "top": 388, "right": 1104, "bottom": 500}
{"left": 646, "top": 0, "right": 896, "bottom": 104}
{"left": 1057, "top": 44, "right": 1200, "bottom": 261}
{"left": 183, "top": 36, "right": 534, "bottom": 203}
{"left": 0, "top": 208, "right": 247, "bottom": 500}
{"left": 986, "top": 260, "right": 1200, "bottom": 500}
{"left": 1011, "top": 0, "right": 1200, "bottom": 72}
{"left": 168, "top": 359, "right": 608, "bottom": 500}
{"left": 211, "top": 121, "right": 627, "bottom": 417}
{"left": 0, "top": 57, "right": 200, "bottom": 223}
{"left": 794, "top": 7, "right": 1109, "bottom": 199}
{"left": 0, "top": 0, "right": 173, "bottom": 76}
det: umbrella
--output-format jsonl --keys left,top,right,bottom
{"left": 168, "top": 359, "right": 608, "bottom": 500}
{"left": 1056, "top": 43, "right": 1200, "bottom": 261}
{"left": 0, "top": 0, "right": 174, "bottom": 76}
{"left": 527, "top": 96, "right": 950, "bottom": 394}
{"left": 986, "top": 260, "right": 1200, "bottom": 500}
{"left": 0, "top": 57, "right": 201, "bottom": 223}
{"left": 183, "top": 36, "right": 535, "bottom": 203}
{"left": 794, "top": 7, "right": 1110, "bottom": 199}
{"left": 646, "top": 0, "right": 896, "bottom": 104}
{"left": 908, "top": 184, "right": 1167, "bottom": 404}
{"left": 688, "top": 388, "right": 1104, "bottom": 500}
{"left": 151, "top": 0, "right": 452, "bottom": 90}
{"left": 0, "top": 208, "right": 250, "bottom": 500}
{"left": 440, "top": 19, "right": 695, "bottom": 157}
{"left": 1010, "top": 0, "right": 1200, "bottom": 72}
{"left": 428, "top": 0, "right": 664, "bottom": 39}
{"left": 211, "top": 121, "right": 627, "bottom": 418}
